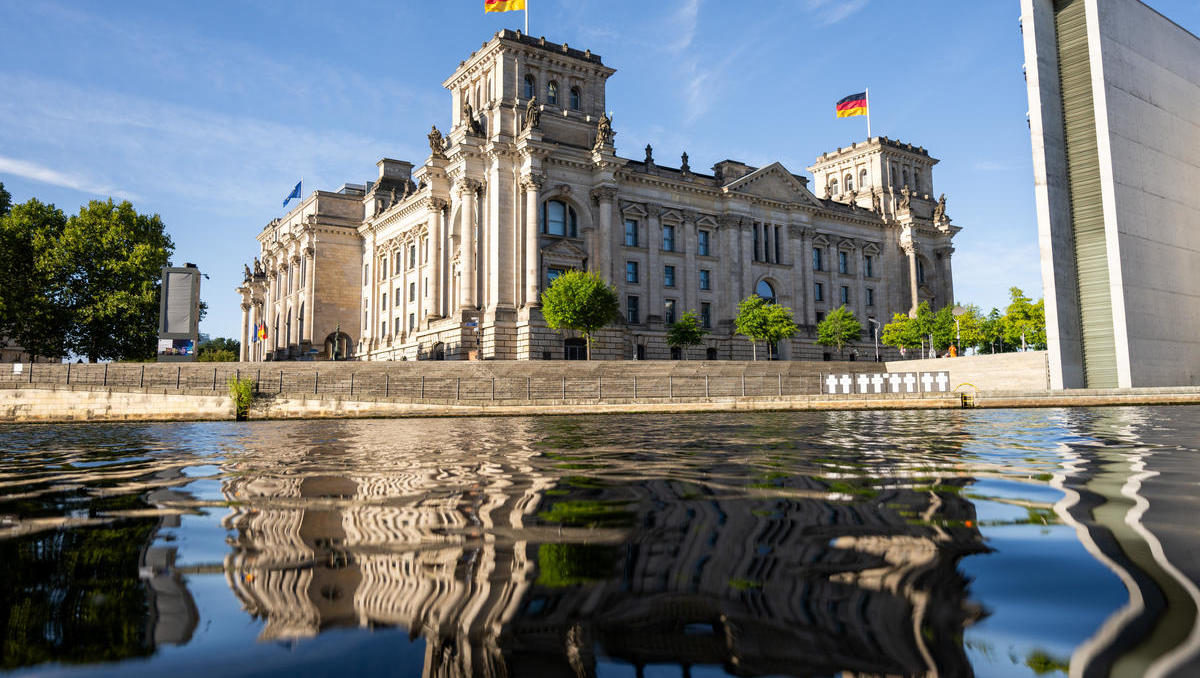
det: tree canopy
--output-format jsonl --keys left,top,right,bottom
{"left": 0, "top": 194, "right": 174, "bottom": 362}
{"left": 197, "top": 337, "right": 240, "bottom": 362}
{"left": 816, "top": 305, "right": 863, "bottom": 358}
{"left": 734, "top": 295, "right": 799, "bottom": 360}
{"left": 666, "top": 310, "right": 708, "bottom": 360}
{"left": 881, "top": 289, "right": 1047, "bottom": 357}
{"left": 539, "top": 270, "right": 619, "bottom": 360}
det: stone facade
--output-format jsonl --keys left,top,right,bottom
{"left": 238, "top": 30, "right": 960, "bottom": 362}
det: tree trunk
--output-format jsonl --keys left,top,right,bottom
{"left": 751, "top": 341, "right": 757, "bottom": 361}
{"left": 586, "top": 334, "right": 591, "bottom": 360}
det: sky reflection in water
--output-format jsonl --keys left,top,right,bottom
{"left": 0, "top": 407, "right": 1198, "bottom": 677}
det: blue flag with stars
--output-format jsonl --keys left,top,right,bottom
{"left": 282, "top": 181, "right": 301, "bottom": 208}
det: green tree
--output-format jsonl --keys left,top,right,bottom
{"left": 816, "top": 304, "right": 862, "bottom": 359}
{"left": 539, "top": 269, "right": 619, "bottom": 360}
{"left": 1002, "top": 287, "right": 1047, "bottom": 350}
{"left": 197, "top": 337, "right": 240, "bottom": 362}
{"left": 734, "top": 294, "right": 799, "bottom": 360}
{"left": 0, "top": 198, "right": 70, "bottom": 359}
{"left": 0, "top": 181, "right": 10, "bottom": 216}
{"left": 666, "top": 310, "right": 708, "bottom": 360}
{"left": 977, "top": 308, "right": 1008, "bottom": 354}
{"left": 58, "top": 200, "right": 174, "bottom": 362}
{"left": 881, "top": 312, "right": 923, "bottom": 355}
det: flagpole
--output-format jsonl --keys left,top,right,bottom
{"left": 865, "top": 87, "right": 871, "bottom": 139}
{"left": 525, "top": 0, "right": 529, "bottom": 34}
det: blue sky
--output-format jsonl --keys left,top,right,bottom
{"left": 2, "top": 0, "right": 1198, "bottom": 342}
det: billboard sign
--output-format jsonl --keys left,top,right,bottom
{"left": 158, "top": 266, "right": 201, "bottom": 362}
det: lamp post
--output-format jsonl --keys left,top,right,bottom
{"left": 952, "top": 305, "right": 966, "bottom": 356}
{"left": 868, "top": 317, "right": 880, "bottom": 362}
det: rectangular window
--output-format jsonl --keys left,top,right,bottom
{"left": 664, "top": 265, "right": 675, "bottom": 288}
{"left": 838, "top": 251, "right": 849, "bottom": 274}
{"left": 774, "top": 225, "right": 781, "bottom": 264}
{"left": 547, "top": 267, "right": 565, "bottom": 286}
{"left": 918, "top": 260, "right": 926, "bottom": 284}
{"left": 664, "top": 299, "right": 677, "bottom": 325}
{"left": 698, "top": 230, "right": 710, "bottom": 256}
{"left": 754, "top": 225, "right": 761, "bottom": 261}
{"left": 813, "top": 247, "right": 823, "bottom": 271}
{"left": 409, "top": 244, "right": 417, "bottom": 269}
{"left": 409, "top": 281, "right": 416, "bottom": 302}
{"left": 408, "top": 313, "right": 415, "bottom": 331}
{"left": 814, "top": 282, "right": 823, "bottom": 301}
{"left": 816, "top": 311, "right": 825, "bottom": 323}
{"left": 627, "top": 295, "right": 640, "bottom": 324}
{"left": 423, "top": 237, "right": 428, "bottom": 263}
{"left": 382, "top": 321, "right": 387, "bottom": 337}
{"left": 363, "top": 264, "right": 369, "bottom": 286}
{"left": 300, "top": 259, "right": 306, "bottom": 286}
{"left": 840, "top": 286, "right": 850, "bottom": 304}
{"left": 380, "top": 257, "right": 388, "bottom": 280}
{"left": 381, "top": 293, "right": 387, "bottom": 311}
{"left": 700, "top": 302, "right": 711, "bottom": 329}
{"left": 865, "top": 255, "right": 874, "bottom": 278}
{"left": 662, "top": 224, "right": 675, "bottom": 252}
{"left": 624, "top": 219, "right": 638, "bottom": 247}
{"left": 626, "top": 261, "right": 639, "bottom": 283}
{"left": 699, "top": 269, "right": 710, "bottom": 290}
{"left": 395, "top": 317, "right": 402, "bottom": 335}
{"left": 396, "top": 287, "right": 401, "bottom": 304}
{"left": 866, "top": 287, "right": 875, "bottom": 306}
{"left": 424, "top": 278, "right": 428, "bottom": 297}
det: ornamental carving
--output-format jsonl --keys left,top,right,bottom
{"left": 520, "top": 174, "right": 546, "bottom": 191}
{"left": 455, "top": 177, "right": 481, "bottom": 195}
{"left": 591, "top": 186, "right": 619, "bottom": 203}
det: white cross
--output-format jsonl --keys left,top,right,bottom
{"left": 856, "top": 374, "right": 871, "bottom": 393}
{"left": 888, "top": 374, "right": 903, "bottom": 392}
{"left": 921, "top": 373, "right": 935, "bottom": 392}
{"left": 839, "top": 375, "right": 853, "bottom": 394}
{"left": 903, "top": 373, "right": 917, "bottom": 393}
{"left": 871, "top": 374, "right": 884, "bottom": 393}
{"left": 825, "top": 374, "right": 840, "bottom": 394}
{"left": 935, "top": 373, "right": 949, "bottom": 392}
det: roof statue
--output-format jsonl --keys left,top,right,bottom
{"left": 522, "top": 97, "right": 540, "bottom": 133}
{"left": 428, "top": 125, "right": 446, "bottom": 158}
{"left": 593, "top": 112, "right": 613, "bottom": 151}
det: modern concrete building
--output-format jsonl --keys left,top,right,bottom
{"left": 238, "top": 30, "right": 961, "bottom": 362}
{"left": 1020, "top": 0, "right": 1200, "bottom": 388}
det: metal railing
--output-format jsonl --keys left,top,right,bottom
{"left": 0, "top": 363, "right": 855, "bottom": 401}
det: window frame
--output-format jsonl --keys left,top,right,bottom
{"left": 627, "top": 295, "right": 640, "bottom": 324}
{"left": 569, "top": 86, "right": 581, "bottom": 110}
{"left": 547, "top": 80, "right": 559, "bottom": 105}
{"left": 697, "top": 229, "right": 709, "bottom": 256}
{"left": 664, "top": 299, "right": 677, "bottom": 325}
{"left": 624, "top": 219, "right": 638, "bottom": 247}
{"left": 625, "top": 261, "right": 639, "bottom": 284}
{"left": 662, "top": 224, "right": 675, "bottom": 252}
{"left": 699, "top": 269, "right": 710, "bottom": 291}
{"left": 664, "top": 265, "right": 676, "bottom": 288}
{"left": 814, "top": 281, "right": 823, "bottom": 302}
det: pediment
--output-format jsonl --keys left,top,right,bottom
{"left": 543, "top": 238, "right": 588, "bottom": 260}
{"left": 725, "top": 163, "right": 822, "bottom": 206}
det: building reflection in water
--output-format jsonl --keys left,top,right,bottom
{"left": 1047, "top": 408, "right": 1200, "bottom": 678}
{"left": 218, "top": 415, "right": 990, "bottom": 677}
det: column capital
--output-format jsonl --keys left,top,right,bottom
{"left": 455, "top": 177, "right": 481, "bottom": 195}
{"left": 590, "top": 186, "right": 619, "bottom": 204}
{"left": 520, "top": 173, "right": 546, "bottom": 191}
{"left": 425, "top": 197, "right": 449, "bottom": 211}
{"left": 241, "top": 303, "right": 251, "bottom": 312}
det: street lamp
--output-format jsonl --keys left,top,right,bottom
{"left": 952, "top": 305, "right": 966, "bottom": 356}
{"left": 868, "top": 317, "right": 880, "bottom": 362}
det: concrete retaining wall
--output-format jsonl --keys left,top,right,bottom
{"left": 0, "top": 386, "right": 233, "bottom": 422}
{"left": 885, "top": 351, "right": 1049, "bottom": 391}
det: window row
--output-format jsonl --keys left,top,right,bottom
{"left": 367, "top": 243, "right": 428, "bottom": 285}
{"left": 813, "top": 282, "right": 875, "bottom": 307}
{"left": 752, "top": 223, "right": 782, "bottom": 264}
{"left": 524, "top": 76, "right": 582, "bottom": 110}
{"left": 626, "top": 296, "right": 712, "bottom": 328}
{"left": 271, "top": 260, "right": 308, "bottom": 300}
{"left": 812, "top": 248, "right": 875, "bottom": 277}
{"left": 623, "top": 219, "right": 712, "bottom": 255}
{"left": 623, "top": 262, "right": 712, "bottom": 290}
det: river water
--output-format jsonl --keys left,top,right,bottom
{"left": 1, "top": 407, "right": 1198, "bottom": 678}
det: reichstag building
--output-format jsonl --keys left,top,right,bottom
{"left": 236, "top": 30, "right": 960, "bottom": 362}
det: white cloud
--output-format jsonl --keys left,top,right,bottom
{"left": 669, "top": 0, "right": 703, "bottom": 54}
{"left": 803, "top": 0, "right": 870, "bottom": 26}
{"left": 0, "top": 155, "right": 137, "bottom": 201}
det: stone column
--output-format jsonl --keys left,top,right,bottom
{"left": 940, "top": 246, "right": 955, "bottom": 306}
{"left": 458, "top": 180, "right": 479, "bottom": 310}
{"left": 240, "top": 303, "right": 250, "bottom": 362}
{"left": 740, "top": 221, "right": 754, "bottom": 302}
{"left": 400, "top": 241, "right": 409, "bottom": 338}
{"left": 682, "top": 212, "right": 696, "bottom": 314}
{"left": 592, "top": 187, "right": 618, "bottom": 283}
{"left": 903, "top": 241, "right": 919, "bottom": 317}
{"left": 304, "top": 250, "right": 315, "bottom": 343}
{"left": 801, "top": 229, "right": 816, "bottom": 325}
{"left": 427, "top": 199, "right": 445, "bottom": 319}
{"left": 853, "top": 240, "right": 866, "bottom": 319}
{"left": 647, "top": 205, "right": 663, "bottom": 322}
{"left": 521, "top": 174, "right": 544, "bottom": 306}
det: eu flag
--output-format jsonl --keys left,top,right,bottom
{"left": 282, "top": 181, "right": 302, "bottom": 208}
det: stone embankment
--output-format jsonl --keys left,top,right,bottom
{"left": 2, "top": 352, "right": 1197, "bottom": 423}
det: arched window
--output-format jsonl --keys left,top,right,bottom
{"left": 547, "top": 81, "right": 559, "bottom": 105}
{"left": 756, "top": 280, "right": 775, "bottom": 302}
{"left": 845, "top": 173, "right": 854, "bottom": 192}
{"left": 524, "top": 74, "right": 535, "bottom": 99}
{"left": 542, "top": 199, "right": 577, "bottom": 237}
{"left": 570, "top": 86, "right": 581, "bottom": 110}
{"left": 829, "top": 178, "right": 839, "bottom": 195}
{"left": 859, "top": 169, "right": 868, "bottom": 188}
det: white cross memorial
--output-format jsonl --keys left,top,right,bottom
{"left": 903, "top": 373, "right": 917, "bottom": 393}
{"left": 871, "top": 374, "right": 885, "bottom": 393}
{"left": 839, "top": 375, "right": 853, "bottom": 394}
{"left": 935, "top": 372, "right": 949, "bottom": 392}
{"left": 921, "top": 373, "right": 936, "bottom": 392}
{"left": 888, "top": 373, "right": 903, "bottom": 393}
{"left": 857, "top": 374, "right": 871, "bottom": 393}
{"left": 825, "top": 375, "right": 840, "bottom": 394}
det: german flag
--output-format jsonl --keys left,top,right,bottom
{"left": 836, "top": 92, "right": 868, "bottom": 118}
{"left": 485, "top": 0, "right": 526, "bottom": 12}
